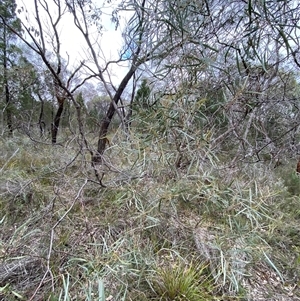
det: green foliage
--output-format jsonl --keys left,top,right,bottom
{"left": 76, "top": 91, "right": 85, "bottom": 108}
{"left": 283, "top": 171, "right": 300, "bottom": 196}
{"left": 85, "top": 94, "right": 121, "bottom": 133}
{"left": 0, "top": 131, "right": 300, "bottom": 299}
{"left": 151, "top": 260, "right": 214, "bottom": 301}
{"left": 2, "top": 0, "right": 300, "bottom": 299}
{"left": 0, "top": 2, "right": 41, "bottom": 135}
{"left": 134, "top": 79, "right": 151, "bottom": 110}
{"left": 0, "top": 0, "right": 21, "bottom": 35}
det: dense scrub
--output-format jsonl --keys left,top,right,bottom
{"left": 1, "top": 1, "right": 300, "bottom": 300}
{"left": 0, "top": 131, "right": 299, "bottom": 301}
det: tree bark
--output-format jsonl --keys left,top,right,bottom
{"left": 51, "top": 102, "right": 64, "bottom": 144}
{"left": 3, "top": 27, "right": 12, "bottom": 136}
{"left": 5, "top": 81, "right": 12, "bottom": 136}
{"left": 37, "top": 93, "right": 46, "bottom": 137}
{"left": 93, "top": 66, "right": 136, "bottom": 163}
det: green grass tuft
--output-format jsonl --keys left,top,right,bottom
{"left": 151, "top": 259, "right": 214, "bottom": 301}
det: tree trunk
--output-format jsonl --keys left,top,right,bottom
{"left": 5, "top": 83, "right": 13, "bottom": 136}
{"left": 93, "top": 66, "right": 136, "bottom": 163}
{"left": 3, "top": 27, "right": 12, "bottom": 136}
{"left": 51, "top": 102, "right": 64, "bottom": 144}
{"left": 37, "top": 94, "right": 46, "bottom": 137}
{"left": 124, "top": 104, "right": 133, "bottom": 131}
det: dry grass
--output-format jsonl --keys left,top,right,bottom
{"left": 0, "top": 129, "right": 299, "bottom": 300}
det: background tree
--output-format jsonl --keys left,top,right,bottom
{"left": 132, "top": 0, "right": 300, "bottom": 165}
{"left": 134, "top": 79, "right": 151, "bottom": 110}
{"left": 0, "top": 0, "right": 22, "bottom": 135}
{"left": 2, "top": 0, "right": 300, "bottom": 164}
{"left": 1, "top": 0, "right": 93, "bottom": 144}
{"left": 2, "top": 1, "right": 300, "bottom": 300}
{"left": 66, "top": 0, "right": 187, "bottom": 162}
{"left": 9, "top": 55, "right": 40, "bottom": 132}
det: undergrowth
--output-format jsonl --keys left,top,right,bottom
{"left": 0, "top": 133, "right": 299, "bottom": 300}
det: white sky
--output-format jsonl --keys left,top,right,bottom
{"left": 15, "top": 0, "right": 131, "bottom": 85}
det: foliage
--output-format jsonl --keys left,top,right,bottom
{"left": 0, "top": 0, "right": 23, "bottom": 135}
{"left": 134, "top": 79, "right": 151, "bottom": 110}
{"left": 0, "top": 129, "right": 299, "bottom": 299}
{"left": 151, "top": 260, "right": 213, "bottom": 301}
{"left": 0, "top": 0, "right": 21, "bottom": 32}
{"left": 1, "top": 0, "right": 300, "bottom": 300}
{"left": 85, "top": 94, "right": 113, "bottom": 132}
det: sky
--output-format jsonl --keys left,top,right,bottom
{"left": 15, "top": 0, "right": 131, "bottom": 85}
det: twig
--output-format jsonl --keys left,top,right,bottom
{"left": 0, "top": 148, "right": 19, "bottom": 173}
{"left": 29, "top": 179, "right": 88, "bottom": 300}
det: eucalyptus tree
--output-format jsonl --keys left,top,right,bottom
{"left": 209, "top": 0, "right": 300, "bottom": 164}
{"left": 65, "top": 0, "right": 187, "bottom": 162}
{"left": 0, "top": 0, "right": 22, "bottom": 135}
{"left": 9, "top": 55, "right": 41, "bottom": 131}
{"left": 1, "top": 0, "right": 93, "bottom": 144}
{"left": 146, "top": 0, "right": 300, "bottom": 164}
{"left": 3, "top": 0, "right": 300, "bottom": 165}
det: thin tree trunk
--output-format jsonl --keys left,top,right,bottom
{"left": 124, "top": 73, "right": 137, "bottom": 132}
{"left": 5, "top": 83, "right": 12, "bottom": 136}
{"left": 93, "top": 66, "right": 136, "bottom": 163}
{"left": 124, "top": 104, "right": 133, "bottom": 131}
{"left": 3, "top": 27, "right": 12, "bottom": 136}
{"left": 37, "top": 93, "right": 46, "bottom": 137}
{"left": 51, "top": 102, "right": 64, "bottom": 144}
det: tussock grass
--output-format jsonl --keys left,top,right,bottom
{"left": 150, "top": 259, "right": 213, "bottom": 301}
{"left": 0, "top": 130, "right": 299, "bottom": 300}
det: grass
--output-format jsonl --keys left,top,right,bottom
{"left": 0, "top": 130, "right": 299, "bottom": 300}
{"left": 150, "top": 259, "right": 213, "bottom": 301}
